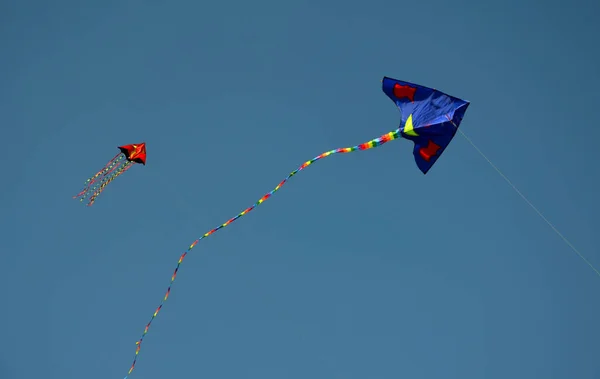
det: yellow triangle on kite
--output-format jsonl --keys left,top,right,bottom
{"left": 403, "top": 114, "right": 419, "bottom": 137}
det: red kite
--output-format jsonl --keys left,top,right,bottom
{"left": 73, "top": 143, "right": 146, "bottom": 206}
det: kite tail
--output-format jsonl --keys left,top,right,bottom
{"left": 87, "top": 160, "right": 134, "bottom": 206}
{"left": 123, "top": 127, "right": 402, "bottom": 379}
{"left": 73, "top": 153, "right": 125, "bottom": 202}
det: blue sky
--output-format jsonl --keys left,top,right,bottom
{"left": 1, "top": 0, "right": 599, "bottom": 378}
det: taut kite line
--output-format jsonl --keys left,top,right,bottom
{"left": 122, "top": 76, "right": 470, "bottom": 378}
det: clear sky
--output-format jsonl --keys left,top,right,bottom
{"left": 1, "top": 0, "right": 599, "bottom": 378}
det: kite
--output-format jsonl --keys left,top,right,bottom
{"left": 73, "top": 143, "right": 146, "bottom": 206}
{"left": 122, "top": 77, "right": 470, "bottom": 378}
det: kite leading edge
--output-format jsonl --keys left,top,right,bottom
{"left": 122, "top": 77, "right": 470, "bottom": 378}
{"left": 73, "top": 143, "right": 147, "bottom": 206}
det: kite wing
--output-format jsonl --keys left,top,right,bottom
{"left": 118, "top": 143, "right": 147, "bottom": 165}
{"left": 382, "top": 77, "right": 470, "bottom": 174}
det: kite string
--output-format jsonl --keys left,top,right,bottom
{"left": 458, "top": 129, "right": 600, "bottom": 278}
{"left": 123, "top": 127, "right": 402, "bottom": 379}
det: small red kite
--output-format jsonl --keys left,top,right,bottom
{"left": 73, "top": 143, "right": 146, "bottom": 206}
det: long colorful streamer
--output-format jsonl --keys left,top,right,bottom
{"left": 88, "top": 161, "right": 134, "bottom": 205}
{"left": 123, "top": 128, "right": 401, "bottom": 378}
{"left": 74, "top": 154, "right": 133, "bottom": 206}
{"left": 73, "top": 153, "right": 122, "bottom": 198}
